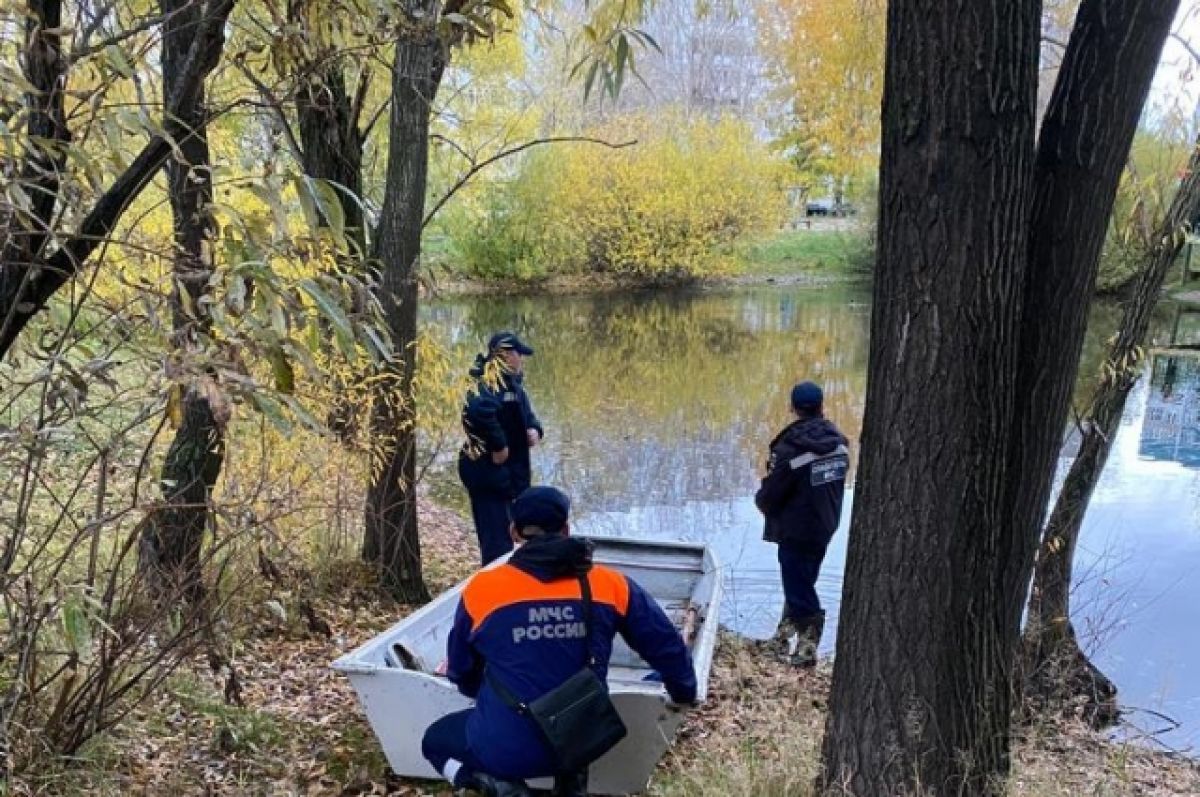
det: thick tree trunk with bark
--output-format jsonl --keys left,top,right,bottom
{"left": 1, "top": 0, "right": 68, "bottom": 342}
{"left": 1023, "top": 138, "right": 1200, "bottom": 724}
{"left": 362, "top": 12, "right": 443, "bottom": 603}
{"left": 819, "top": 3, "right": 1041, "bottom": 794}
{"left": 998, "top": 0, "right": 1180, "bottom": 668}
{"left": 295, "top": 63, "right": 367, "bottom": 439}
{"left": 139, "top": 384, "right": 226, "bottom": 600}
{"left": 822, "top": 0, "right": 1181, "bottom": 793}
{"left": 137, "top": 0, "right": 225, "bottom": 600}
{"left": 297, "top": 65, "right": 366, "bottom": 257}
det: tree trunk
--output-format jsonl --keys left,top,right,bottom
{"left": 1023, "top": 137, "right": 1200, "bottom": 724}
{"left": 1, "top": 0, "right": 68, "bottom": 343}
{"left": 820, "top": 1, "right": 1176, "bottom": 792}
{"left": 139, "top": 384, "right": 225, "bottom": 601}
{"left": 0, "top": 0, "right": 68, "bottom": 267}
{"left": 297, "top": 64, "right": 367, "bottom": 258}
{"left": 295, "top": 62, "right": 367, "bottom": 439}
{"left": 821, "top": 0, "right": 1180, "bottom": 793}
{"left": 819, "top": 3, "right": 1041, "bottom": 794}
{"left": 362, "top": 11, "right": 443, "bottom": 603}
{"left": 998, "top": 0, "right": 1180, "bottom": 666}
{"left": 137, "top": 0, "right": 224, "bottom": 601}
{"left": 0, "top": 0, "right": 236, "bottom": 360}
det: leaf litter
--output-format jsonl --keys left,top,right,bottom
{"left": 26, "top": 497, "right": 1200, "bottom": 796}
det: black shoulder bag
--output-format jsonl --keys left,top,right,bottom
{"left": 486, "top": 572, "right": 628, "bottom": 773}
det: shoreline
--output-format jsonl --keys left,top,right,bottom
{"left": 420, "top": 267, "right": 869, "bottom": 299}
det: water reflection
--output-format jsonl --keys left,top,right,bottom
{"left": 421, "top": 287, "right": 1199, "bottom": 751}
{"left": 1140, "top": 353, "right": 1200, "bottom": 468}
{"left": 425, "top": 287, "right": 869, "bottom": 511}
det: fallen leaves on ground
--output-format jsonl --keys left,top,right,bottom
{"left": 28, "top": 499, "right": 1200, "bottom": 796}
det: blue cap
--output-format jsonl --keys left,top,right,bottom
{"left": 511, "top": 486, "right": 571, "bottom": 534}
{"left": 791, "top": 381, "right": 824, "bottom": 411}
{"left": 488, "top": 331, "right": 534, "bottom": 356}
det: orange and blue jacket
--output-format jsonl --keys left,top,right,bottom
{"left": 446, "top": 535, "right": 697, "bottom": 779}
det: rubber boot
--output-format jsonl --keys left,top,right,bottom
{"left": 551, "top": 770, "right": 588, "bottom": 797}
{"left": 472, "top": 773, "right": 533, "bottom": 797}
{"left": 762, "top": 616, "right": 798, "bottom": 657}
{"left": 788, "top": 612, "right": 825, "bottom": 669}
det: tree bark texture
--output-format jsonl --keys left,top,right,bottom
{"left": 138, "top": 384, "right": 225, "bottom": 601}
{"left": 297, "top": 65, "right": 367, "bottom": 257}
{"left": 999, "top": 0, "right": 1180, "bottom": 651}
{"left": 820, "top": 2, "right": 1040, "bottom": 794}
{"left": 137, "top": 0, "right": 225, "bottom": 601}
{"left": 1, "top": 0, "right": 69, "bottom": 268}
{"left": 162, "top": 0, "right": 217, "bottom": 347}
{"left": 295, "top": 60, "right": 367, "bottom": 438}
{"left": 1023, "top": 137, "right": 1200, "bottom": 722}
{"left": 362, "top": 10, "right": 444, "bottom": 603}
{"left": 0, "top": 0, "right": 235, "bottom": 360}
{"left": 822, "top": 1, "right": 1180, "bottom": 794}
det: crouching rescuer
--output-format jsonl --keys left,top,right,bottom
{"left": 754, "top": 381, "right": 850, "bottom": 668}
{"left": 421, "top": 486, "right": 698, "bottom": 796}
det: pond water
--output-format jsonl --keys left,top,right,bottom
{"left": 423, "top": 286, "right": 1200, "bottom": 753}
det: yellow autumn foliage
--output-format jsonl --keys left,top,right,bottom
{"left": 758, "top": 0, "right": 884, "bottom": 195}
{"left": 446, "top": 110, "right": 788, "bottom": 281}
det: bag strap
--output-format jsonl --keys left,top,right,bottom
{"left": 486, "top": 667, "right": 530, "bottom": 715}
{"left": 485, "top": 569, "right": 597, "bottom": 713}
{"left": 577, "top": 571, "right": 596, "bottom": 667}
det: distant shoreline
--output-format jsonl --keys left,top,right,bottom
{"left": 420, "top": 268, "right": 868, "bottom": 299}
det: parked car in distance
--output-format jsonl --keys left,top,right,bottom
{"left": 805, "top": 198, "right": 834, "bottom": 216}
{"left": 805, "top": 198, "right": 857, "bottom": 217}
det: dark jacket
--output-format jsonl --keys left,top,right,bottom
{"left": 446, "top": 535, "right": 697, "bottom": 780}
{"left": 458, "top": 356, "right": 544, "bottom": 497}
{"left": 754, "top": 416, "right": 850, "bottom": 554}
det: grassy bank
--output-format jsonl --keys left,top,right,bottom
{"left": 735, "top": 228, "right": 874, "bottom": 282}
{"left": 23, "top": 499, "right": 1199, "bottom": 796}
{"left": 425, "top": 228, "right": 875, "bottom": 296}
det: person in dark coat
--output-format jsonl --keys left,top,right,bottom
{"left": 421, "top": 487, "right": 697, "bottom": 797}
{"left": 458, "top": 331, "right": 545, "bottom": 565}
{"left": 754, "top": 381, "right": 850, "bottom": 667}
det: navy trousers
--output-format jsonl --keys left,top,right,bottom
{"left": 469, "top": 491, "right": 513, "bottom": 566}
{"left": 777, "top": 543, "right": 825, "bottom": 621}
{"left": 422, "top": 710, "right": 486, "bottom": 788}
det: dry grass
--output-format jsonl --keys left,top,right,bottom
{"left": 651, "top": 639, "right": 828, "bottom": 796}
{"left": 652, "top": 640, "right": 1200, "bottom": 797}
{"left": 20, "top": 506, "right": 1200, "bottom": 797}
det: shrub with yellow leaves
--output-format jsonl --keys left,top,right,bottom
{"left": 446, "top": 110, "right": 789, "bottom": 282}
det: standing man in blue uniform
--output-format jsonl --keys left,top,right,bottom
{"left": 458, "top": 331, "right": 545, "bottom": 565}
{"left": 421, "top": 487, "right": 697, "bottom": 797}
{"left": 755, "top": 381, "right": 850, "bottom": 668}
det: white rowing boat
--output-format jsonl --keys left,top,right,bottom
{"left": 332, "top": 536, "right": 722, "bottom": 795}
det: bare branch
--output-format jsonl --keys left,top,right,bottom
{"left": 350, "top": 65, "right": 372, "bottom": 134}
{"left": 362, "top": 97, "right": 392, "bottom": 139}
{"left": 430, "top": 132, "right": 474, "bottom": 163}
{"left": 1041, "top": 34, "right": 1069, "bottom": 52}
{"left": 231, "top": 59, "right": 306, "bottom": 165}
{"left": 72, "top": 12, "right": 166, "bottom": 61}
{"left": 74, "top": 0, "right": 120, "bottom": 52}
{"left": 1171, "top": 31, "right": 1200, "bottom": 67}
{"left": 423, "top": 136, "right": 637, "bottom": 228}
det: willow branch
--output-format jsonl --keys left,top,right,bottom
{"left": 423, "top": 136, "right": 636, "bottom": 228}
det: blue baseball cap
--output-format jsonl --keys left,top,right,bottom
{"left": 791, "top": 381, "right": 824, "bottom": 411}
{"left": 488, "top": 331, "right": 534, "bottom": 356}
{"left": 511, "top": 486, "right": 571, "bottom": 534}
